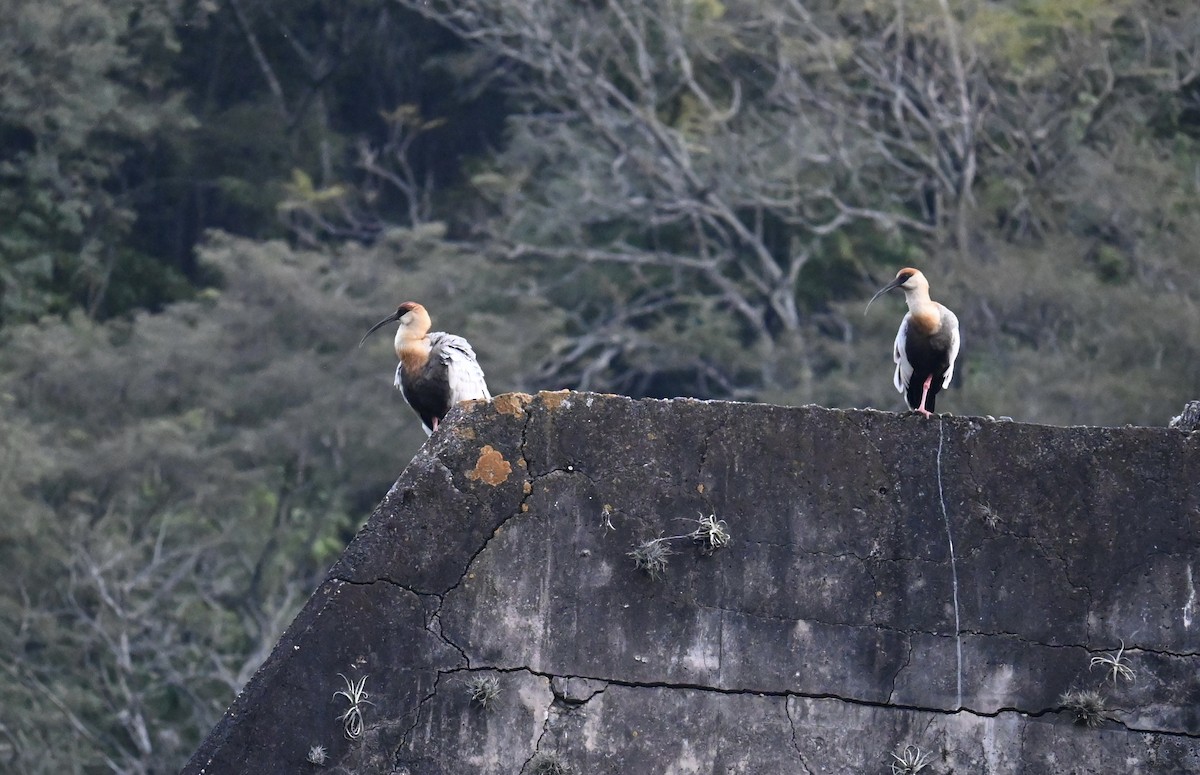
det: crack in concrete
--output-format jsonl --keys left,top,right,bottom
{"left": 518, "top": 674, "right": 556, "bottom": 775}
{"left": 538, "top": 465, "right": 599, "bottom": 484}
{"left": 523, "top": 666, "right": 1200, "bottom": 739}
{"left": 321, "top": 576, "right": 471, "bottom": 668}
{"left": 1016, "top": 711, "right": 1030, "bottom": 763}
{"left": 549, "top": 677, "right": 609, "bottom": 706}
{"left": 413, "top": 662, "right": 1200, "bottom": 742}
{"left": 695, "top": 415, "right": 726, "bottom": 485}
{"left": 423, "top": 595, "right": 470, "bottom": 667}
{"left": 340, "top": 574, "right": 1198, "bottom": 663}
{"left": 1121, "top": 644, "right": 1200, "bottom": 659}
{"left": 783, "top": 698, "right": 817, "bottom": 775}
{"left": 430, "top": 454, "right": 471, "bottom": 500}
{"left": 439, "top": 406, "right": 537, "bottom": 605}
{"left": 886, "top": 633, "right": 914, "bottom": 705}
{"left": 1029, "top": 531, "right": 1092, "bottom": 600}
{"left": 398, "top": 667, "right": 445, "bottom": 751}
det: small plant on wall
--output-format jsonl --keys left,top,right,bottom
{"left": 628, "top": 537, "right": 674, "bottom": 579}
{"left": 1057, "top": 636, "right": 1138, "bottom": 729}
{"left": 1090, "top": 639, "right": 1135, "bottom": 684}
{"left": 306, "top": 744, "right": 327, "bottom": 766}
{"left": 627, "top": 512, "right": 731, "bottom": 578}
{"left": 464, "top": 674, "right": 501, "bottom": 710}
{"left": 889, "top": 743, "right": 934, "bottom": 774}
{"left": 333, "top": 672, "right": 375, "bottom": 740}
{"left": 529, "top": 752, "right": 571, "bottom": 774}
{"left": 1059, "top": 689, "right": 1106, "bottom": 727}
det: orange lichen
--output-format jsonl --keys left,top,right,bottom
{"left": 539, "top": 390, "right": 571, "bottom": 410}
{"left": 493, "top": 393, "right": 531, "bottom": 417}
{"left": 466, "top": 445, "right": 512, "bottom": 486}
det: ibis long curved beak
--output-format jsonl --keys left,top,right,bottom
{"left": 864, "top": 276, "right": 906, "bottom": 316}
{"left": 358, "top": 311, "right": 401, "bottom": 347}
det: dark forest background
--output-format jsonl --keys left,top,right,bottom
{"left": 1, "top": 0, "right": 1197, "bottom": 770}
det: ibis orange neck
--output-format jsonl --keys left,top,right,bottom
{"left": 395, "top": 331, "right": 431, "bottom": 373}
{"left": 908, "top": 307, "right": 941, "bottom": 334}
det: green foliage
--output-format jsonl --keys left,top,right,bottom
{"left": 405, "top": 0, "right": 1200, "bottom": 424}
{"left": 3, "top": 0, "right": 1200, "bottom": 770}
{"left": 0, "top": 0, "right": 194, "bottom": 324}
{"left": 971, "top": 0, "right": 1129, "bottom": 80}
{"left": 0, "top": 228, "right": 542, "bottom": 772}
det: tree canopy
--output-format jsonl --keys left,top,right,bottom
{"left": 1, "top": 0, "right": 1198, "bottom": 770}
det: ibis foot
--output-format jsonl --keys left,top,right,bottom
{"left": 914, "top": 374, "right": 935, "bottom": 417}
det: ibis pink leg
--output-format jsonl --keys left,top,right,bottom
{"left": 431, "top": 416, "right": 439, "bottom": 433}
{"left": 916, "top": 374, "right": 934, "bottom": 417}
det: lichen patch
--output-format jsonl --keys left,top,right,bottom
{"left": 493, "top": 393, "right": 531, "bottom": 417}
{"left": 539, "top": 390, "right": 571, "bottom": 410}
{"left": 466, "top": 445, "right": 512, "bottom": 486}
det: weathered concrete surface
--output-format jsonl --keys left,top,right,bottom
{"left": 185, "top": 392, "right": 1200, "bottom": 774}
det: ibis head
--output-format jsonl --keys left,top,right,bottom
{"left": 359, "top": 301, "right": 432, "bottom": 348}
{"left": 864, "top": 267, "right": 928, "bottom": 314}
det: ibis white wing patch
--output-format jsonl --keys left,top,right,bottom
{"left": 429, "top": 332, "right": 491, "bottom": 405}
{"left": 892, "top": 314, "right": 914, "bottom": 394}
{"left": 940, "top": 306, "right": 961, "bottom": 389}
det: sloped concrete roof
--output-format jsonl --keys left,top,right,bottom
{"left": 186, "top": 392, "right": 1200, "bottom": 773}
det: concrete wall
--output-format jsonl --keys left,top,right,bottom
{"left": 185, "top": 392, "right": 1200, "bottom": 774}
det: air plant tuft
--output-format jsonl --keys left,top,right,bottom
{"left": 333, "top": 672, "right": 376, "bottom": 740}
{"left": 465, "top": 674, "right": 501, "bottom": 709}
{"left": 1090, "top": 639, "right": 1135, "bottom": 683}
{"left": 889, "top": 743, "right": 933, "bottom": 774}
{"left": 1060, "top": 689, "right": 1106, "bottom": 727}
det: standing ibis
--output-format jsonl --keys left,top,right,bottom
{"left": 359, "top": 302, "right": 491, "bottom": 435}
{"left": 866, "top": 268, "right": 961, "bottom": 416}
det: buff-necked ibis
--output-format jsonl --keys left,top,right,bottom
{"left": 359, "top": 302, "right": 490, "bottom": 435}
{"left": 866, "top": 268, "right": 960, "bottom": 416}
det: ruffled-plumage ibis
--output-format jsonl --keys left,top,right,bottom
{"left": 359, "top": 302, "right": 490, "bottom": 435}
{"left": 866, "top": 268, "right": 960, "bottom": 417}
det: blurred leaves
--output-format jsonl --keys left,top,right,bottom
{"left": 2, "top": 0, "right": 1200, "bottom": 772}
{"left": 402, "top": 0, "right": 1200, "bottom": 420}
{"left": 0, "top": 230, "right": 539, "bottom": 772}
{"left": 0, "top": 0, "right": 195, "bottom": 324}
